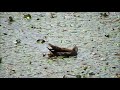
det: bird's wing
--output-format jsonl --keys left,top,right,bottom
{"left": 48, "top": 43, "right": 72, "bottom": 52}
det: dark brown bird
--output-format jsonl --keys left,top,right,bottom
{"left": 47, "top": 43, "right": 78, "bottom": 57}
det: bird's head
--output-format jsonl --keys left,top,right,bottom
{"left": 73, "top": 45, "right": 78, "bottom": 52}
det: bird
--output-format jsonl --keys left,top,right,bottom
{"left": 47, "top": 43, "right": 78, "bottom": 57}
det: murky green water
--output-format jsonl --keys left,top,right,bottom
{"left": 0, "top": 12, "right": 120, "bottom": 78}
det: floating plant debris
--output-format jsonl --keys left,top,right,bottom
{"left": 15, "top": 39, "right": 21, "bottom": 45}
{"left": 44, "top": 36, "right": 47, "bottom": 39}
{"left": 0, "top": 57, "right": 2, "bottom": 63}
{"left": 9, "top": 16, "right": 14, "bottom": 22}
{"left": 31, "top": 26, "right": 36, "bottom": 28}
{"left": 106, "top": 62, "right": 109, "bottom": 65}
{"left": 37, "top": 18, "right": 40, "bottom": 20}
{"left": 76, "top": 75, "right": 81, "bottom": 78}
{"left": 50, "top": 13, "right": 57, "bottom": 18}
{"left": 10, "top": 69, "right": 16, "bottom": 75}
{"left": 63, "top": 75, "right": 66, "bottom": 78}
{"left": 43, "top": 53, "right": 46, "bottom": 57}
{"left": 100, "top": 12, "right": 109, "bottom": 17}
{"left": 89, "top": 72, "right": 95, "bottom": 76}
{"left": 41, "top": 40, "right": 45, "bottom": 43}
{"left": 105, "top": 34, "right": 110, "bottom": 38}
{"left": 44, "top": 67, "right": 48, "bottom": 69}
{"left": 3, "top": 33, "right": 7, "bottom": 35}
{"left": 37, "top": 39, "right": 45, "bottom": 44}
{"left": 24, "top": 14, "right": 31, "bottom": 20}
{"left": 114, "top": 53, "right": 120, "bottom": 56}
{"left": 83, "top": 66, "right": 88, "bottom": 70}
{"left": 29, "top": 61, "right": 32, "bottom": 64}
{"left": 112, "top": 67, "right": 116, "bottom": 69}
{"left": 62, "top": 29, "right": 68, "bottom": 32}
{"left": 8, "top": 16, "right": 15, "bottom": 24}
{"left": 116, "top": 73, "right": 120, "bottom": 78}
